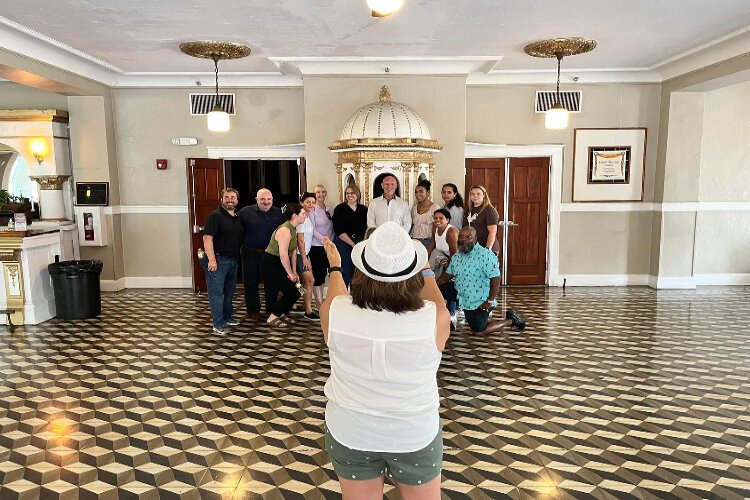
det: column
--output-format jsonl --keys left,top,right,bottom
{"left": 29, "top": 175, "right": 71, "bottom": 221}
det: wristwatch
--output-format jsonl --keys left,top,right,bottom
{"left": 328, "top": 266, "right": 342, "bottom": 275}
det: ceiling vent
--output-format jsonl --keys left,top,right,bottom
{"left": 190, "top": 93, "right": 236, "bottom": 115}
{"left": 535, "top": 90, "right": 581, "bottom": 113}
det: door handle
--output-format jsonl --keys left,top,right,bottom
{"left": 507, "top": 221, "right": 519, "bottom": 227}
{"left": 193, "top": 225, "right": 204, "bottom": 234}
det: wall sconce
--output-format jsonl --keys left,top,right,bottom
{"left": 30, "top": 139, "right": 47, "bottom": 164}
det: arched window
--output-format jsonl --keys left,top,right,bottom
{"left": 10, "top": 155, "right": 34, "bottom": 200}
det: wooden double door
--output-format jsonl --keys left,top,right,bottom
{"left": 465, "top": 157, "right": 550, "bottom": 285}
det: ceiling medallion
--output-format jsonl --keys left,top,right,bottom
{"left": 523, "top": 38, "right": 597, "bottom": 58}
{"left": 179, "top": 41, "right": 252, "bottom": 60}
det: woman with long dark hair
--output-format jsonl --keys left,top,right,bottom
{"left": 441, "top": 183, "right": 464, "bottom": 229}
{"left": 320, "top": 222, "right": 450, "bottom": 499}
{"left": 261, "top": 202, "right": 308, "bottom": 328}
{"left": 296, "top": 192, "right": 319, "bottom": 320}
{"left": 410, "top": 179, "right": 440, "bottom": 248}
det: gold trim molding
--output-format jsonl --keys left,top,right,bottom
{"left": 330, "top": 137, "right": 442, "bottom": 151}
{"left": 30, "top": 175, "right": 71, "bottom": 190}
{"left": 336, "top": 150, "right": 435, "bottom": 164}
{"left": 0, "top": 109, "right": 69, "bottom": 123}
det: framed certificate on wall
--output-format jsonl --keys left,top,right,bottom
{"left": 573, "top": 128, "right": 646, "bottom": 201}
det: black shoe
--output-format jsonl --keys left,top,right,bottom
{"left": 304, "top": 311, "right": 320, "bottom": 321}
{"left": 506, "top": 309, "right": 526, "bottom": 330}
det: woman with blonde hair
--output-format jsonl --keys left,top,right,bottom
{"left": 465, "top": 184, "right": 500, "bottom": 254}
{"left": 309, "top": 184, "right": 335, "bottom": 306}
{"left": 320, "top": 222, "right": 450, "bottom": 499}
{"left": 332, "top": 183, "right": 368, "bottom": 287}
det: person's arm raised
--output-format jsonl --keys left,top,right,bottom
{"left": 320, "top": 236, "right": 347, "bottom": 342}
{"left": 420, "top": 263, "right": 450, "bottom": 351}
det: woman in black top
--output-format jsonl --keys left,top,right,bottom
{"left": 332, "top": 184, "right": 368, "bottom": 287}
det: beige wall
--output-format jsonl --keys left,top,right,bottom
{"left": 692, "top": 80, "right": 750, "bottom": 275}
{"left": 112, "top": 88, "right": 304, "bottom": 206}
{"left": 467, "top": 84, "right": 661, "bottom": 202}
{"left": 559, "top": 211, "right": 653, "bottom": 275}
{"left": 110, "top": 87, "right": 304, "bottom": 278}
{"left": 699, "top": 81, "right": 750, "bottom": 202}
{"left": 121, "top": 213, "right": 192, "bottom": 278}
{"left": 0, "top": 82, "right": 68, "bottom": 110}
{"left": 303, "top": 77, "right": 467, "bottom": 204}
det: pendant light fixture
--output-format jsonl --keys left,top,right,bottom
{"left": 180, "top": 41, "right": 252, "bottom": 132}
{"left": 524, "top": 38, "right": 596, "bottom": 130}
{"left": 367, "top": 0, "right": 405, "bottom": 17}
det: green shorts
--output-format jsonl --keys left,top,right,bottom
{"left": 325, "top": 427, "right": 443, "bottom": 486}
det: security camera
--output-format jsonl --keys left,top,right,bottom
{"left": 384, "top": 67, "right": 390, "bottom": 73}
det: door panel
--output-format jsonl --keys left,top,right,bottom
{"left": 507, "top": 158, "right": 549, "bottom": 285}
{"left": 465, "top": 158, "right": 505, "bottom": 220}
{"left": 187, "top": 158, "right": 225, "bottom": 293}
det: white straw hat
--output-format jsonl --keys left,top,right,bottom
{"left": 351, "top": 221, "right": 428, "bottom": 282}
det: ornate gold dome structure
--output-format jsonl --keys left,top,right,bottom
{"left": 329, "top": 86, "right": 441, "bottom": 204}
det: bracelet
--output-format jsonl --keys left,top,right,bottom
{"left": 328, "top": 266, "right": 342, "bottom": 275}
{"left": 422, "top": 269, "right": 435, "bottom": 278}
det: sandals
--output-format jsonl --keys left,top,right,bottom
{"left": 280, "top": 314, "right": 297, "bottom": 325}
{"left": 267, "top": 317, "right": 291, "bottom": 328}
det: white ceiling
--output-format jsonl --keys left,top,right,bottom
{"left": 1, "top": 0, "right": 749, "bottom": 86}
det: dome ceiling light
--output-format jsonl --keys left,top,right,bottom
{"left": 524, "top": 38, "right": 596, "bottom": 130}
{"left": 179, "top": 41, "right": 252, "bottom": 132}
{"left": 367, "top": 0, "right": 405, "bottom": 17}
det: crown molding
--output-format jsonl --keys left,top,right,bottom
{"left": 269, "top": 56, "right": 502, "bottom": 76}
{"left": 2, "top": 15, "right": 749, "bottom": 88}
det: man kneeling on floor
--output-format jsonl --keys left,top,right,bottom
{"left": 436, "top": 226, "right": 526, "bottom": 335}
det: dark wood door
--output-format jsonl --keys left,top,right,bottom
{"left": 464, "top": 158, "right": 505, "bottom": 219}
{"left": 507, "top": 158, "right": 549, "bottom": 285}
{"left": 186, "top": 158, "right": 225, "bottom": 293}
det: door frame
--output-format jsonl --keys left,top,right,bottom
{"left": 465, "top": 143, "right": 563, "bottom": 287}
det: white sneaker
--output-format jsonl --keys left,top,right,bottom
{"left": 226, "top": 319, "right": 240, "bottom": 326}
{"left": 212, "top": 326, "right": 228, "bottom": 335}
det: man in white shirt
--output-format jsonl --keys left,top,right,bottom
{"left": 367, "top": 174, "right": 411, "bottom": 232}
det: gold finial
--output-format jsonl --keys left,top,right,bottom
{"left": 378, "top": 86, "right": 391, "bottom": 102}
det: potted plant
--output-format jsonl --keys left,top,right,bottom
{"left": 0, "top": 190, "right": 33, "bottom": 226}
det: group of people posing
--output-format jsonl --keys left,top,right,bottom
{"left": 200, "top": 173, "right": 525, "bottom": 335}
{"left": 199, "top": 174, "right": 527, "bottom": 499}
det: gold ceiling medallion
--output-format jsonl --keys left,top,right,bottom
{"left": 180, "top": 41, "right": 251, "bottom": 133}
{"left": 524, "top": 37, "right": 596, "bottom": 130}
{"left": 523, "top": 38, "right": 597, "bottom": 59}
{"left": 179, "top": 41, "right": 252, "bottom": 60}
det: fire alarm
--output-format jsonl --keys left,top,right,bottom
{"left": 156, "top": 159, "right": 168, "bottom": 170}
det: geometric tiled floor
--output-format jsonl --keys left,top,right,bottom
{"left": 1, "top": 286, "right": 749, "bottom": 499}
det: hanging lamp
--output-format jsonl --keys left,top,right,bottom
{"left": 367, "top": 0, "right": 405, "bottom": 17}
{"left": 524, "top": 38, "right": 597, "bottom": 130}
{"left": 179, "top": 41, "right": 252, "bottom": 132}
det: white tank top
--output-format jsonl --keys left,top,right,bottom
{"left": 434, "top": 226, "right": 450, "bottom": 254}
{"left": 324, "top": 296, "right": 441, "bottom": 452}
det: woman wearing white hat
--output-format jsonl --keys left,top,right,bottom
{"left": 319, "top": 221, "right": 451, "bottom": 499}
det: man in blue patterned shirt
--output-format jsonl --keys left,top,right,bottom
{"left": 437, "top": 227, "right": 525, "bottom": 334}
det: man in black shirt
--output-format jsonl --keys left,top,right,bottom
{"left": 202, "top": 188, "right": 244, "bottom": 334}
{"left": 237, "top": 188, "right": 283, "bottom": 320}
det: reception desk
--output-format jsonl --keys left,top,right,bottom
{"left": 0, "top": 224, "right": 79, "bottom": 326}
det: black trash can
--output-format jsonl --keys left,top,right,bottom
{"left": 48, "top": 260, "right": 103, "bottom": 319}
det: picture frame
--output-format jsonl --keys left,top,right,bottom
{"left": 573, "top": 128, "right": 647, "bottom": 201}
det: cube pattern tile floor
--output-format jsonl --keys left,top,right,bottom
{"left": 1, "top": 286, "right": 750, "bottom": 499}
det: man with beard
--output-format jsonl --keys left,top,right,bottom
{"left": 202, "top": 188, "right": 244, "bottom": 334}
{"left": 437, "top": 226, "right": 526, "bottom": 335}
{"left": 238, "top": 188, "right": 283, "bottom": 320}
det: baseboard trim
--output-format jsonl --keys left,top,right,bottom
{"left": 694, "top": 273, "right": 750, "bottom": 286}
{"left": 101, "top": 278, "right": 126, "bottom": 292}
{"left": 557, "top": 273, "right": 749, "bottom": 289}
{"left": 100, "top": 277, "right": 191, "bottom": 290}
{"left": 558, "top": 274, "right": 651, "bottom": 286}
{"left": 124, "top": 277, "right": 192, "bottom": 288}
